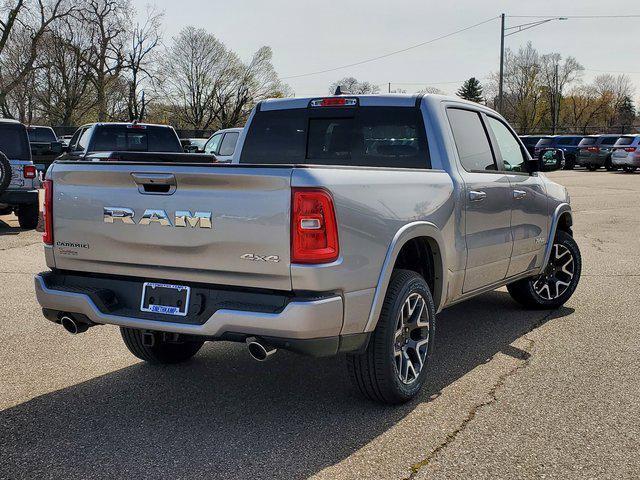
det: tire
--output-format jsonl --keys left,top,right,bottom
{"left": 0, "top": 152, "right": 12, "bottom": 195}
{"left": 120, "top": 327, "right": 204, "bottom": 364}
{"left": 623, "top": 166, "right": 637, "bottom": 173}
{"left": 605, "top": 157, "right": 616, "bottom": 171}
{"left": 347, "top": 269, "right": 436, "bottom": 405}
{"left": 507, "top": 230, "right": 581, "bottom": 309}
{"left": 563, "top": 155, "right": 575, "bottom": 170}
{"left": 586, "top": 164, "right": 598, "bottom": 171}
{"left": 17, "top": 202, "right": 39, "bottom": 229}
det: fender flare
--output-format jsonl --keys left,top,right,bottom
{"left": 542, "top": 203, "right": 572, "bottom": 270}
{"left": 364, "top": 221, "right": 447, "bottom": 332}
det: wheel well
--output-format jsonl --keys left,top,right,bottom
{"left": 556, "top": 212, "right": 573, "bottom": 236}
{"left": 393, "top": 236, "right": 442, "bottom": 306}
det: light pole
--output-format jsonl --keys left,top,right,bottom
{"left": 498, "top": 14, "right": 567, "bottom": 114}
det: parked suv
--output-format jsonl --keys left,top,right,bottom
{"left": 27, "top": 125, "right": 62, "bottom": 173}
{"left": 59, "top": 122, "right": 183, "bottom": 160}
{"left": 533, "top": 135, "right": 585, "bottom": 170}
{"left": 611, "top": 135, "right": 640, "bottom": 172}
{"left": 0, "top": 119, "right": 40, "bottom": 228}
{"left": 519, "top": 135, "right": 549, "bottom": 157}
{"left": 202, "top": 127, "right": 242, "bottom": 162}
{"left": 35, "top": 94, "right": 581, "bottom": 404}
{"left": 576, "top": 134, "right": 620, "bottom": 170}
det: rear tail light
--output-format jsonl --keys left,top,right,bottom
{"left": 23, "top": 165, "right": 36, "bottom": 179}
{"left": 587, "top": 146, "right": 599, "bottom": 153}
{"left": 310, "top": 97, "right": 357, "bottom": 107}
{"left": 291, "top": 188, "right": 339, "bottom": 264}
{"left": 624, "top": 147, "right": 636, "bottom": 152}
{"left": 43, "top": 179, "right": 53, "bottom": 245}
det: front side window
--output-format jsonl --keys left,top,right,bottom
{"left": 204, "top": 134, "right": 223, "bottom": 155}
{"left": 446, "top": 108, "right": 496, "bottom": 172}
{"left": 77, "top": 128, "right": 92, "bottom": 151}
{"left": 487, "top": 116, "right": 527, "bottom": 173}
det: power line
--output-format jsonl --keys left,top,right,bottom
{"left": 280, "top": 16, "right": 499, "bottom": 80}
{"left": 585, "top": 68, "right": 640, "bottom": 75}
{"left": 508, "top": 15, "right": 640, "bottom": 19}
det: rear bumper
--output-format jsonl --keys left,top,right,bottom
{"left": 34, "top": 272, "right": 364, "bottom": 356}
{"left": 576, "top": 155, "right": 605, "bottom": 166}
{"left": 0, "top": 189, "right": 38, "bottom": 206}
{"left": 612, "top": 155, "right": 640, "bottom": 167}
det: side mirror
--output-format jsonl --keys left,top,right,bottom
{"left": 537, "top": 148, "right": 565, "bottom": 172}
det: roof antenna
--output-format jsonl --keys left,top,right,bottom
{"left": 334, "top": 85, "right": 343, "bottom": 95}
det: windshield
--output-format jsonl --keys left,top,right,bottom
{"left": 536, "top": 138, "right": 554, "bottom": 147}
{"left": 90, "top": 125, "right": 182, "bottom": 152}
{"left": 0, "top": 124, "right": 30, "bottom": 161}
{"left": 240, "top": 106, "right": 430, "bottom": 169}
{"left": 614, "top": 136, "right": 635, "bottom": 146}
{"left": 578, "top": 137, "right": 597, "bottom": 146}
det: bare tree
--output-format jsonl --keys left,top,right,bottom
{"left": 540, "top": 53, "right": 583, "bottom": 132}
{"left": 124, "top": 6, "right": 162, "bottom": 121}
{"left": 78, "top": 0, "right": 129, "bottom": 121}
{"left": 0, "top": 0, "right": 75, "bottom": 113}
{"left": 329, "top": 77, "right": 380, "bottom": 95}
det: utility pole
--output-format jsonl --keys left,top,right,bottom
{"left": 498, "top": 13, "right": 505, "bottom": 114}
{"left": 552, "top": 63, "right": 559, "bottom": 134}
{"left": 388, "top": 82, "right": 391, "bottom": 93}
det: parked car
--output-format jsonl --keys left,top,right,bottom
{"left": 181, "top": 138, "right": 208, "bottom": 153}
{"left": 611, "top": 134, "right": 640, "bottom": 173}
{"left": 59, "top": 122, "right": 183, "bottom": 160}
{"left": 202, "top": 127, "right": 242, "bottom": 162}
{"left": 0, "top": 119, "right": 40, "bottom": 228}
{"left": 34, "top": 94, "right": 581, "bottom": 405}
{"left": 533, "top": 135, "right": 585, "bottom": 170}
{"left": 27, "top": 125, "right": 63, "bottom": 173}
{"left": 519, "top": 135, "right": 549, "bottom": 157}
{"left": 59, "top": 134, "right": 74, "bottom": 148}
{"left": 576, "top": 134, "right": 621, "bottom": 171}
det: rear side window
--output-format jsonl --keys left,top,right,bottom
{"left": 446, "top": 108, "right": 496, "bottom": 172}
{"left": 241, "top": 106, "right": 430, "bottom": 169}
{"left": 0, "top": 124, "right": 30, "bottom": 161}
{"left": 219, "top": 132, "right": 239, "bottom": 156}
{"left": 90, "top": 126, "right": 182, "bottom": 152}
{"left": 579, "top": 137, "right": 597, "bottom": 146}
{"left": 615, "top": 136, "right": 635, "bottom": 146}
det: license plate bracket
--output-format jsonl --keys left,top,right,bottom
{"left": 140, "top": 282, "right": 190, "bottom": 316}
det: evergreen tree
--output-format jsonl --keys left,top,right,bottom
{"left": 457, "top": 77, "right": 484, "bottom": 103}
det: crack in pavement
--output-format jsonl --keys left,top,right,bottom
{"left": 404, "top": 309, "right": 556, "bottom": 480}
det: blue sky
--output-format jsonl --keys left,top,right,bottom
{"left": 137, "top": 0, "right": 640, "bottom": 100}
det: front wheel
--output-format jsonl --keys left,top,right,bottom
{"left": 347, "top": 269, "right": 436, "bottom": 405}
{"left": 120, "top": 327, "right": 204, "bottom": 364}
{"left": 508, "top": 230, "right": 581, "bottom": 309}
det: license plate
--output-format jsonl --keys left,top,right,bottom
{"left": 140, "top": 282, "right": 190, "bottom": 316}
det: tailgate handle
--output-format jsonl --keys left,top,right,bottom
{"left": 131, "top": 173, "right": 176, "bottom": 195}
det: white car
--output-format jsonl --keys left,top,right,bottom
{"left": 611, "top": 135, "right": 640, "bottom": 173}
{"left": 202, "top": 127, "right": 243, "bottom": 162}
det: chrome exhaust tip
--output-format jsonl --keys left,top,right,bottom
{"left": 246, "top": 337, "right": 277, "bottom": 361}
{"left": 60, "top": 315, "right": 90, "bottom": 335}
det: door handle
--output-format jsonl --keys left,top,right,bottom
{"left": 468, "top": 190, "right": 487, "bottom": 202}
{"left": 513, "top": 189, "right": 527, "bottom": 200}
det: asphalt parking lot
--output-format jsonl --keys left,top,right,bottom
{"left": 1, "top": 169, "right": 639, "bottom": 480}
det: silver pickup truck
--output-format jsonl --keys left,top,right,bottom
{"left": 34, "top": 94, "right": 581, "bottom": 404}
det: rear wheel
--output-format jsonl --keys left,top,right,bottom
{"left": 587, "top": 164, "right": 598, "bottom": 171}
{"left": 0, "top": 152, "right": 11, "bottom": 195}
{"left": 347, "top": 269, "right": 436, "bottom": 405}
{"left": 623, "top": 166, "right": 637, "bottom": 173}
{"left": 605, "top": 157, "right": 616, "bottom": 171}
{"left": 563, "top": 155, "right": 575, "bottom": 170}
{"left": 17, "top": 202, "right": 39, "bottom": 229}
{"left": 120, "top": 327, "right": 204, "bottom": 364}
{"left": 507, "top": 230, "right": 581, "bottom": 309}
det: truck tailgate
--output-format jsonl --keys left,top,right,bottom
{"left": 49, "top": 162, "right": 292, "bottom": 290}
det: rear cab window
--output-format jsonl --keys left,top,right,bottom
{"left": 0, "top": 123, "right": 30, "bottom": 161}
{"left": 27, "top": 127, "right": 57, "bottom": 143}
{"left": 240, "top": 104, "right": 430, "bottom": 169}
{"left": 219, "top": 132, "right": 240, "bottom": 156}
{"left": 89, "top": 125, "right": 182, "bottom": 153}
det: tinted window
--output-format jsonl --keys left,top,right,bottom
{"left": 204, "top": 134, "right": 223, "bottom": 154}
{"left": 219, "top": 132, "right": 239, "bottom": 156}
{"left": 615, "top": 136, "right": 635, "bottom": 146}
{"left": 90, "top": 125, "right": 182, "bottom": 152}
{"left": 241, "top": 107, "right": 430, "bottom": 168}
{"left": 536, "top": 138, "right": 554, "bottom": 146}
{"left": 600, "top": 136, "right": 619, "bottom": 146}
{"left": 521, "top": 137, "right": 541, "bottom": 146}
{"left": 0, "top": 124, "right": 30, "bottom": 161}
{"left": 446, "top": 108, "right": 496, "bottom": 172}
{"left": 28, "top": 127, "right": 57, "bottom": 142}
{"left": 487, "top": 117, "right": 527, "bottom": 173}
{"left": 578, "top": 137, "right": 597, "bottom": 146}
{"left": 77, "top": 128, "right": 92, "bottom": 151}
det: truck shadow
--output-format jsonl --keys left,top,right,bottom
{"left": 1, "top": 291, "right": 573, "bottom": 480}
{"left": 0, "top": 218, "right": 20, "bottom": 235}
